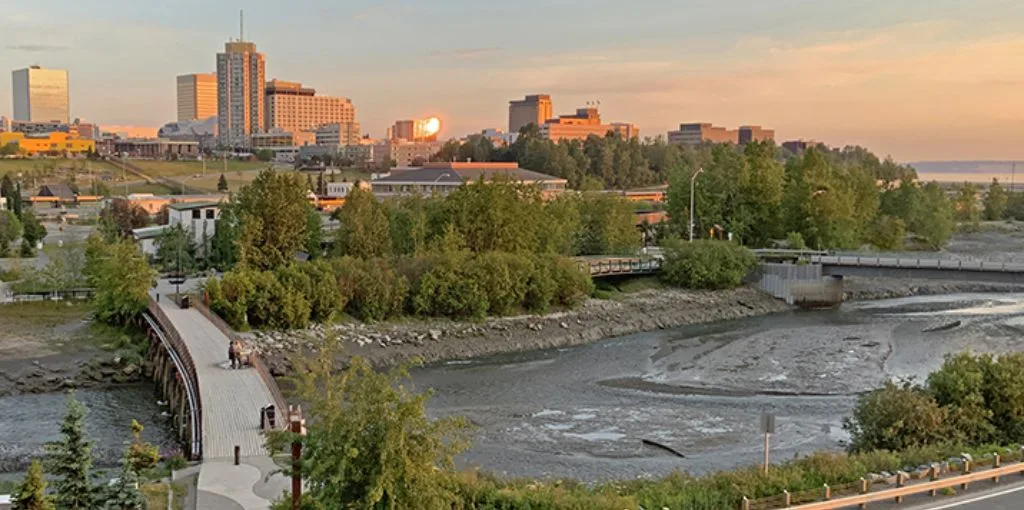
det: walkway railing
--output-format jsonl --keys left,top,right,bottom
{"left": 191, "top": 296, "right": 289, "bottom": 429}
{"left": 576, "top": 257, "right": 662, "bottom": 277}
{"left": 742, "top": 452, "right": 1024, "bottom": 509}
{"left": 144, "top": 299, "right": 203, "bottom": 459}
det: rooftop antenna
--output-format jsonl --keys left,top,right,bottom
{"left": 239, "top": 9, "right": 244, "bottom": 42}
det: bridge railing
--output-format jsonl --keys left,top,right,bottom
{"left": 191, "top": 295, "right": 289, "bottom": 429}
{"left": 576, "top": 257, "right": 662, "bottom": 276}
{"left": 810, "top": 255, "right": 1024, "bottom": 273}
{"left": 145, "top": 299, "right": 203, "bottom": 460}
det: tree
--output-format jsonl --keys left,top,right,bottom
{"left": 0, "top": 210, "right": 24, "bottom": 257}
{"left": 843, "top": 381, "right": 949, "bottom": 453}
{"left": 255, "top": 149, "right": 274, "bottom": 162}
{"left": 235, "top": 169, "right": 310, "bottom": 270}
{"left": 660, "top": 238, "right": 756, "bottom": 290}
{"left": 100, "top": 201, "right": 149, "bottom": 238}
{"left": 914, "top": 182, "right": 955, "bottom": 249}
{"left": 954, "top": 182, "right": 981, "bottom": 227}
{"left": 45, "top": 393, "right": 97, "bottom": 510}
{"left": 91, "top": 239, "right": 157, "bottom": 325}
{"left": 11, "top": 459, "right": 54, "bottom": 510}
{"left": 155, "top": 224, "right": 197, "bottom": 274}
{"left": 983, "top": 178, "right": 1008, "bottom": 221}
{"left": 209, "top": 204, "right": 240, "bottom": 270}
{"left": 1, "top": 174, "right": 14, "bottom": 210}
{"left": 217, "top": 173, "right": 229, "bottom": 192}
{"left": 103, "top": 455, "right": 146, "bottom": 510}
{"left": 305, "top": 208, "right": 324, "bottom": 260}
{"left": 269, "top": 336, "right": 468, "bottom": 509}
{"left": 577, "top": 193, "right": 639, "bottom": 255}
{"left": 331, "top": 186, "right": 391, "bottom": 259}
{"left": 20, "top": 210, "right": 47, "bottom": 257}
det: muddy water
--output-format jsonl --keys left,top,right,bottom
{"left": 414, "top": 294, "right": 1024, "bottom": 481}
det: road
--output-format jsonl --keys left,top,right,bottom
{"left": 852, "top": 480, "right": 1024, "bottom": 510}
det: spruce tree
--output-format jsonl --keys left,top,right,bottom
{"left": 217, "top": 173, "right": 229, "bottom": 192}
{"left": 44, "top": 393, "right": 96, "bottom": 510}
{"left": 12, "top": 459, "right": 54, "bottom": 510}
{"left": 103, "top": 455, "right": 146, "bottom": 510}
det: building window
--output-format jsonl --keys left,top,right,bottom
{"left": 205, "top": 209, "right": 215, "bottom": 219}
{"left": 192, "top": 210, "right": 201, "bottom": 219}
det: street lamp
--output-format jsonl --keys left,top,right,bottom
{"left": 689, "top": 167, "right": 704, "bottom": 242}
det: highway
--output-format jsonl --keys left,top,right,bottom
{"left": 906, "top": 482, "right": 1024, "bottom": 509}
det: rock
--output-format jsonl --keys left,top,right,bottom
{"left": 560, "top": 322, "right": 569, "bottom": 329}
{"left": 113, "top": 356, "right": 122, "bottom": 365}
{"left": 61, "top": 378, "right": 76, "bottom": 388}
{"left": 429, "top": 330, "right": 442, "bottom": 341}
{"left": 122, "top": 364, "right": 139, "bottom": 376}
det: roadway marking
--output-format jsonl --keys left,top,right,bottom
{"left": 913, "top": 482, "right": 1024, "bottom": 509}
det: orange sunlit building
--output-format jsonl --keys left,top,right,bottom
{"left": 539, "top": 107, "right": 639, "bottom": 142}
{"left": 0, "top": 132, "right": 95, "bottom": 155}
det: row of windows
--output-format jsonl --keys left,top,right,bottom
{"left": 191, "top": 209, "right": 216, "bottom": 219}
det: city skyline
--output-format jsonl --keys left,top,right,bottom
{"left": 1, "top": 0, "right": 1022, "bottom": 161}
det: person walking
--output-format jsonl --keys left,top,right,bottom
{"left": 228, "top": 341, "right": 237, "bottom": 370}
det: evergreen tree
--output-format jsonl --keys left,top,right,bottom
{"left": 984, "top": 178, "right": 1008, "bottom": 221}
{"left": 316, "top": 172, "right": 325, "bottom": 195}
{"left": 217, "top": 173, "right": 229, "bottom": 192}
{"left": 1, "top": 174, "right": 13, "bottom": 210}
{"left": 13, "top": 181, "right": 22, "bottom": 218}
{"left": 20, "top": 210, "right": 47, "bottom": 257}
{"left": 12, "top": 459, "right": 54, "bottom": 510}
{"left": 103, "top": 455, "right": 146, "bottom": 510}
{"left": 45, "top": 393, "right": 96, "bottom": 510}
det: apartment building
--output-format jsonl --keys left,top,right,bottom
{"left": 265, "top": 79, "right": 356, "bottom": 135}
{"left": 315, "top": 122, "right": 362, "bottom": 145}
{"left": 217, "top": 41, "right": 266, "bottom": 146}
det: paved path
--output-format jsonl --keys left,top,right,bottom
{"left": 154, "top": 292, "right": 288, "bottom": 509}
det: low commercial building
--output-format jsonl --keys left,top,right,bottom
{"left": 668, "top": 123, "right": 738, "bottom": 146}
{"left": 113, "top": 139, "right": 199, "bottom": 159}
{"left": 538, "top": 107, "right": 638, "bottom": 142}
{"left": 0, "top": 131, "right": 95, "bottom": 155}
{"left": 378, "top": 140, "right": 444, "bottom": 167}
{"left": 315, "top": 122, "right": 361, "bottom": 145}
{"left": 131, "top": 200, "right": 222, "bottom": 257}
{"left": 738, "top": 125, "right": 775, "bottom": 144}
{"left": 251, "top": 130, "right": 315, "bottom": 149}
{"left": 370, "top": 162, "right": 566, "bottom": 198}
{"left": 118, "top": 193, "right": 225, "bottom": 215}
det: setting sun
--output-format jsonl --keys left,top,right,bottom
{"left": 423, "top": 116, "right": 441, "bottom": 135}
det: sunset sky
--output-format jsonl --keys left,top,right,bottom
{"left": 2, "top": 0, "right": 1022, "bottom": 161}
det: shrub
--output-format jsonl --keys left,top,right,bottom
{"left": 334, "top": 257, "right": 408, "bottom": 322}
{"left": 412, "top": 252, "right": 489, "bottom": 319}
{"left": 786, "top": 231, "right": 807, "bottom": 250}
{"left": 843, "top": 381, "right": 951, "bottom": 453}
{"left": 660, "top": 238, "right": 756, "bottom": 290}
{"left": 546, "top": 254, "right": 595, "bottom": 307}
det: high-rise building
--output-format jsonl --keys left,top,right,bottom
{"left": 538, "top": 107, "right": 638, "bottom": 142}
{"left": 265, "top": 79, "right": 356, "bottom": 134}
{"left": 508, "top": 94, "right": 553, "bottom": 134}
{"left": 12, "top": 66, "right": 70, "bottom": 123}
{"left": 738, "top": 125, "right": 775, "bottom": 144}
{"left": 389, "top": 118, "right": 440, "bottom": 142}
{"left": 217, "top": 41, "right": 266, "bottom": 146}
{"left": 177, "top": 73, "right": 218, "bottom": 122}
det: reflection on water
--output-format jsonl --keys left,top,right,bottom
{"left": 0, "top": 384, "right": 178, "bottom": 473}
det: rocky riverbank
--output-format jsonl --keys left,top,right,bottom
{"left": 0, "top": 352, "right": 145, "bottom": 397}
{"left": 842, "top": 277, "right": 1024, "bottom": 301}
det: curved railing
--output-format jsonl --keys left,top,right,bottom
{"left": 191, "top": 297, "right": 288, "bottom": 428}
{"left": 145, "top": 299, "right": 203, "bottom": 459}
{"left": 576, "top": 257, "right": 662, "bottom": 276}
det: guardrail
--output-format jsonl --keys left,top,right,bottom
{"left": 144, "top": 299, "right": 203, "bottom": 460}
{"left": 577, "top": 258, "right": 662, "bottom": 276}
{"left": 742, "top": 453, "right": 1024, "bottom": 509}
{"left": 810, "top": 255, "right": 1024, "bottom": 273}
{"left": 191, "top": 296, "right": 288, "bottom": 428}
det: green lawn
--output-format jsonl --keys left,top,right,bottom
{"left": 131, "top": 159, "right": 270, "bottom": 178}
{"left": 0, "top": 158, "right": 119, "bottom": 176}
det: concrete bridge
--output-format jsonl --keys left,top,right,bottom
{"left": 809, "top": 255, "right": 1024, "bottom": 283}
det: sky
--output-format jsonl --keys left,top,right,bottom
{"left": 1, "top": 0, "right": 1023, "bottom": 162}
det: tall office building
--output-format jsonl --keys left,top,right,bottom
{"left": 217, "top": 41, "right": 266, "bottom": 146}
{"left": 508, "top": 94, "right": 553, "bottom": 134}
{"left": 264, "top": 79, "right": 356, "bottom": 134}
{"left": 12, "top": 66, "right": 70, "bottom": 123}
{"left": 177, "top": 73, "right": 218, "bottom": 122}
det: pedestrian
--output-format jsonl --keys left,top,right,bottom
{"left": 228, "top": 341, "right": 237, "bottom": 370}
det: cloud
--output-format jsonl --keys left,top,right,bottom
{"left": 7, "top": 44, "right": 69, "bottom": 52}
{"left": 430, "top": 47, "right": 502, "bottom": 59}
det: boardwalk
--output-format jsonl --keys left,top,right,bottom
{"left": 152, "top": 288, "right": 288, "bottom": 509}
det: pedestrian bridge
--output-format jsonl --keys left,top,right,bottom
{"left": 576, "top": 257, "right": 662, "bottom": 277}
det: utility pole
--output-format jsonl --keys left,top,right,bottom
{"left": 689, "top": 167, "right": 704, "bottom": 242}
{"left": 1012, "top": 162, "right": 1016, "bottom": 193}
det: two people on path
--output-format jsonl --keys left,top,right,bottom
{"left": 228, "top": 340, "right": 245, "bottom": 369}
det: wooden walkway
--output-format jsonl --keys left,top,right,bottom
{"left": 157, "top": 300, "right": 275, "bottom": 459}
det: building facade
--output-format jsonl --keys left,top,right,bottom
{"left": 315, "top": 122, "right": 361, "bottom": 145}
{"left": 265, "top": 79, "right": 356, "bottom": 134}
{"left": 376, "top": 140, "right": 444, "bottom": 167}
{"left": 0, "top": 132, "right": 94, "bottom": 155}
{"left": 251, "top": 129, "right": 315, "bottom": 149}
{"left": 667, "top": 123, "right": 739, "bottom": 146}
{"left": 389, "top": 119, "right": 438, "bottom": 142}
{"left": 508, "top": 94, "right": 553, "bottom": 134}
{"left": 12, "top": 66, "right": 70, "bottom": 123}
{"left": 168, "top": 201, "right": 221, "bottom": 248}
{"left": 371, "top": 162, "right": 567, "bottom": 198}
{"left": 177, "top": 73, "right": 218, "bottom": 122}
{"left": 114, "top": 139, "right": 200, "bottom": 158}
{"left": 738, "top": 125, "right": 775, "bottom": 144}
{"left": 217, "top": 41, "right": 266, "bottom": 147}
{"left": 539, "top": 107, "right": 638, "bottom": 142}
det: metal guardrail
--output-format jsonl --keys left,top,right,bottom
{"left": 191, "top": 296, "right": 289, "bottom": 429}
{"left": 143, "top": 302, "right": 202, "bottom": 460}
{"left": 810, "top": 255, "right": 1024, "bottom": 273}
{"left": 743, "top": 455, "right": 1024, "bottom": 510}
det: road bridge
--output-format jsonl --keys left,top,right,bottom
{"left": 810, "top": 255, "right": 1024, "bottom": 283}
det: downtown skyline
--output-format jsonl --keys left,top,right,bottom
{"left": 1, "top": 0, "right": 1023, "bottom": 161}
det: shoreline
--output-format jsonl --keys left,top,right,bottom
{"left": 254, "top": 277, "right": 1024, "bottom": 376}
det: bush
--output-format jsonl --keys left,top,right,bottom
{"left": 333, "top": 257, "right": 408, "bottom": 322}
{"left": 546, "top": 254, "right": 595, "bottom": 307}
{"left": 843, "top": 381, "right": 950, "bottom": 453}
{"left": 786, "top": 231, "right": 807, "bottom": 250}
{"left": 412, "top": 252, "right": 489, "bottom": 319}
{"left": 660, "top": 238, "right": 756, "bottom": 290}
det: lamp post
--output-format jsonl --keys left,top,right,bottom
{"left": 689, "top": 167, "right": 704, "bottom": 242}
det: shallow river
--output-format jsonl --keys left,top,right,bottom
{"left": 414, "top": 293, "right": 1024, "bottom": 481}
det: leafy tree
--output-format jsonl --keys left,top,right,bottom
{"left": 983, "top": 178, "right": 1008, "bottom": 221}
{"left": 89, "top": 180, "right": 111, "bottom": 197}
{"left": 869, "top": 215, "right": 906, "bottom": 251}
{"left": 217, "top": 173, "right": 229, "bottom": 192}
{"left": 155, "top": 206, "right": 169, "bottom": 226}
{"left": 209, "top": 205, "right": 240, "bottom": 270}
{"left": 1, "top": 174, "right": 14, "bottom": 209}
{"left": 387, "top": 195, "right": 432, "bottom": 257}
{"left": 235, "top": 169, "right": 310, "bottom": 270}
{"left": 103, "top": 455, "right": 146, "bottom": 510}
{"left": 100, "top": 201, "right": 149, "bottom": 238}
{"left": 954, "top": 182, "right": 981, "bottom": 227}
{"left": 577, "top": 193, "right": 639, "bottom": 255}
{"left": 914, "top": 182, "right": 955, "bottom": 249}
{"left": 0, "top": 210, "right": 24, "bottom": 257}
{"left": 331, "top": 186, "right": 391, "bottom": 259}
{"left": 269, "top": 337, "right": 469, "bottom": 510}
{"left": 91, "top": 239, "right": 157, "bottom": 325}
{"left": 45, "top": 393, "right": 97, "bottom": 510}
{"left": 660, "top": 238, "right": 756, "bottom": 290}
{"left": 11, "top": 459, "right": 54, "bottom": 510}
{"left": 19, "top": 210, "right": 47, "bottom": 257}
{"left": 843, "top": 381, "right": 949, "bottom": 453}
{"left": 305, "top": 209, "right": 324, "bottom": 260}
{"left": 255, "top": 149, "right": 274, "bottom": 162}
{"left": 155, "top": 224, "right": 196, "bottom": 274}
{"left": 333, "top": 257, "right": 408, "bottom": 322}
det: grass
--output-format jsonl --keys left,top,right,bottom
{"left": 593, "top": 276, "right": 666, "bottom": 299}
{"left": 122, "top": 182, "right": 180, "bottom": 195}
{"left": 0, "top": 158, "right": 120, "bottom": 176}
{"left": 131, "top": 159, "right": 268, "bottom": 178}
{"left": 142, "top": 481, "right": 187, "bottom": 510}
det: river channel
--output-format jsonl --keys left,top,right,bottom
{"left": 414, "top": 293, "right": 1024, "bottom": 481}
